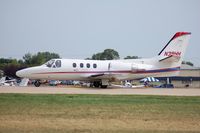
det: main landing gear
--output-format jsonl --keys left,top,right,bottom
{"left": 93, "top": 80, "right": 108, "bottom": 88}
{"left": 33, "top": 80, "right": 108, "bottom": 88}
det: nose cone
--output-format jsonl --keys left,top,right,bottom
{"left": 16, "top": 66, "right": 43, "bottom": 79}
{"left": 16, "top": 69, "right": 27, "bottom": 78}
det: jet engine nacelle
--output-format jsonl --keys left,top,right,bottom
{"left": 131, "top": 63, "right": 153, "bottom": 72}
{"left": 109, "top": 62, "right": 132, "bottom": 71}
{"left": 109, "top": 62, "right": 153, "bottom": 72}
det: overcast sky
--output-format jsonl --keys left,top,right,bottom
{"left": 0, "top": 0, "right": 200, "bottom": 66}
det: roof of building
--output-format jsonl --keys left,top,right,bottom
{"left": 181, "top": 64, "right": 200, "bottom": 70}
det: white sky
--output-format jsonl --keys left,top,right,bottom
{"left": 0, "top": 0, "right": 200, "bottom": 66}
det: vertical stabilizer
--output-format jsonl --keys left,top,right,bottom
{"left": 158, "top": 32, "right": 191, "bottom": 65}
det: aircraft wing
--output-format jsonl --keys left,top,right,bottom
{"left": 88, "top": 72, "right": 114, "bottom": 80}
{"left": 90, "top": 73, "right": 105, "bottom": 78}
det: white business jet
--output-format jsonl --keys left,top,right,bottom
{"left": 16, "top": 32, "right": 191, "bottom": 88}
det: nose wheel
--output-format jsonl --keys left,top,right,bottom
{"left": 34, "top": 80, "right": 41, "bottom": 87}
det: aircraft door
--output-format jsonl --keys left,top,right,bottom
{"left": 108, "top": 62, "right": 111, "bottom": 72}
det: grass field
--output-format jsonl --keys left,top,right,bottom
{"left": 0, "top": 94, "right": 200, "bottom": 133}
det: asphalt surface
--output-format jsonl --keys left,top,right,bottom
{"left": 0, "top": 86, "right": 200, "bottom": 96}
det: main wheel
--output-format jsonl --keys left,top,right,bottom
{"left": 34, "top": 80, "right": 41, "bottom": 87}
{"left": 93, "top": 81, "right": 101, "bottom": 88}
{"left": 100, "top": 85, "right": 108, "bottom": 88}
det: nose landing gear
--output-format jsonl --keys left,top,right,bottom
{"left": 34, "top": 80, "right": 41, "bottom": 87}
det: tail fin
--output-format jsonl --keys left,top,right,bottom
{"left": 158, "top": 32, "right": 191, "bottom": 64}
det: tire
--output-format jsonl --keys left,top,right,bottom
{"left": 34, "top": 80, "right": 41, "bottom": 87}
{"left": 93, "top": 81, "right": 101, "bottom": 88}
{"left": 101, "top": 85, "right": 108, "bottom": 88}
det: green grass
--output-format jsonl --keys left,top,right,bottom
{"left": 0, "top": 94, "right": 200, "bottom": 133}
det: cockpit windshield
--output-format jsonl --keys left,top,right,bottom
{"left": 44, "top": 59, "right": 61, "bottom": 68}
{"left": 55, "top": 60, "right": 61, "bottom": 68}
{"left": 45, "top": 59, "right": 55, "bottom": 68}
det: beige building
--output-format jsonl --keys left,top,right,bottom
{"left": 158, "top": 64, "right": 200, "bottom": 88}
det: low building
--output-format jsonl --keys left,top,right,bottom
{"left": 158, "top": 64, "right": 200, "bottom": 88}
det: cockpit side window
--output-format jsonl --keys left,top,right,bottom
{"left": 45, "top": 60, "right": 55, "bottom": 68}
{"left": 55, "top": 60, "right": 61, "bottom": 68}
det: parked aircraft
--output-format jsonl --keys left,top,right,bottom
{"left": 0, "top": 77, "right": 16, "bottom": 86}
{"left": 16, "top": 32, "right": 191, "bottom": 88}
{"left": 0, "top": 77, "right": 29, "bottom": 86}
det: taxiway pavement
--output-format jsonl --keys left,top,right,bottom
{"left": 0, "top": 86, "right": 200, "bottom": 96}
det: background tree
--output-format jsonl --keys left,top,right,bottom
{"left": 92, "top": 53, "right": 102, "bottom": 60}
{"left": 182, "top": 61, "right": 194, "bottom": 66}
{"left": 92, "top": 49, "right": 119, "bottom": 60}
{"left": 23, "top": 53, "right": 32, "bottom": 66}
{"left": 23, "top": 52, "right": 60, "bottom": 66}
{"left": 0, "top": 58, "right": 26, "bottom": 78}
{"left": 124, "top": 56, "right": 140, "bottom": 59}
{"left": 3, "top": 64, "right": 26, "bottom": 78}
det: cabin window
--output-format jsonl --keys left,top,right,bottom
{"left": 80, "top": 63, "right": 84, "bottom": 68}
{"left": 55, "top": 60, "right": 61, "bottom": 68}
{"left": 93, "top": 63, "right": 97, "bottom": 68}
{"left": 73, "top": 63, "right": 77, "bottom": 68}
{"left": 86, "top": 63, "right": 90, "bottom": 68}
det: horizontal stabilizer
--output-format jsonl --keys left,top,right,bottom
{"left": 159, "top": 55, "right": 180, "bottom": 62}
